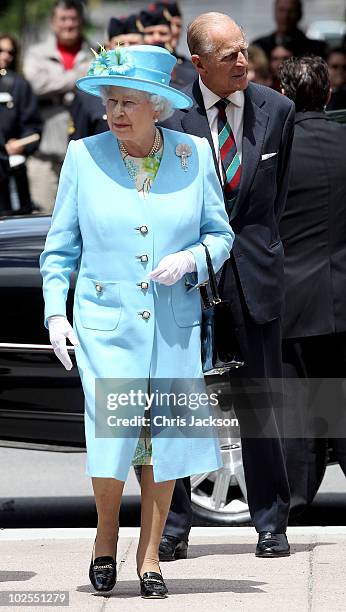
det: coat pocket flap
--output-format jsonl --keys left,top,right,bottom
{"left": 76, "top": 278, "right": 122, "bottom": 330}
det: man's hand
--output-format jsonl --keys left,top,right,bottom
{"left": 5, "top": 139, "right": 24, "bottom": 156}
{"left": 149, "top": 251, "right": 196, "bottom": 286}
{"left": 48, "top": 315, "right": 79, "bottom": 370}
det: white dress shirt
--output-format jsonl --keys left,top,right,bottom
{"left": 199, "top": 76, "right": 245, "bottom": 182}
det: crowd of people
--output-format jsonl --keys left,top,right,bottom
{"left": 0, "top": 0, "right": 345, "bottom": 214}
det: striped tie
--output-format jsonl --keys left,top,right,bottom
{"left": 215, "top": 98, "right": 242, "bottom": 211}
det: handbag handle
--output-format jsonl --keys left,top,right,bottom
{"left": 200, "top": 243, "right": 221, "bottom": 307}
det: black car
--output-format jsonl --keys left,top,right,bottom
{"left": 0, "top": 215, "right": 84, "bottom": 448}
{"left": 0, "top": 213, "right": 336, "bottom": 525}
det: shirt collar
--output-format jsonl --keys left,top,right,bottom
{"left": 198, "top": 76, "right": 244, "bottom": 111}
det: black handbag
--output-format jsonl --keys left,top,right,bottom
{"left": 200, "top": 244, "right": 245, "bottom": 375}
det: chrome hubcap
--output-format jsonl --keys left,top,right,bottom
{"left": 191, "top": 380, "right": 250, "bottom": 521}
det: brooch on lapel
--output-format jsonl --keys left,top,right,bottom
{"left": 175, "top": 143, "right": 192, "bottom": 171}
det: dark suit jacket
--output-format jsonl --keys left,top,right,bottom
{"left": 280, "top": 111, "right": 346, "bottom": 339}
{"left": 69, "top": 91, "right": 108, "bottom": 140}
{"left": 172, "top": 54, "right": 196, "bottom": 89}
{"left": 163, "top": 80, "right": 295, "bottom": 324}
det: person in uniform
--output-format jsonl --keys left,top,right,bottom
{"left": 40, "top": 44, "right": 233, "bottom": 597}
{"left": 107, "top": 14, "right": 145, "bottom": 48}
{"left": 68, "top": 89, "right": 108, "bottom": 140}
{"left": 160, "top": 1, "right": 183, "bottom": 50}
{"left": 143, "top": 3, "right": 196, "bottom": 88}
{"left": 146, "top": 1, "right": 182, "bottom": 50}
{"left": 0, "top": 33, "right": 41, "bottom": 214}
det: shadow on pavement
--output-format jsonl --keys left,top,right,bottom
{"left": 76, "top": 578, "right": 268, "bottom": 596}
{"left": 187, "top": 541, "right": 334, "bottom": 558}
{"left": 0, "top": 570, "right": 36, "bottom": 583}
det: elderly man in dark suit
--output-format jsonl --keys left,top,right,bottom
{"left": 279, "top": 56, "right": 346, "bottom": 514}
{"left": 159, "top": 12, "right": 295, "bottom": 560}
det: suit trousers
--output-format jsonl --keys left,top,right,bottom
{"left": 282, "top": 332, "right": 346, "bottom": 514}
{"left": 163, "top": 256, "right": 291, "bottom": 536}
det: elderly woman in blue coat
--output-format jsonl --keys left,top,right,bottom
{"left": 40, "top": 45, "right": 234, "bottom": 598}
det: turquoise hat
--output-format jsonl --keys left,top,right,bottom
{"left": 76, "top": 45, "right": 192, "bottom": 109}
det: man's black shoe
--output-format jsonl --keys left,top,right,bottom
{"left": 159, "top": 535, "right": 188, "bottom": 562}
{"left": 256, "top": 532, "right": 290, "bottom": 557}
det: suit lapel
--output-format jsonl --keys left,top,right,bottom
{"left": 181, "top": 81, "right": 222, "bottom": 183}
{"left": 181, "top": 81, "right": 270, "bottom": 221}
{"left": 230, "top": 84, "right": 269, "bottom": 220}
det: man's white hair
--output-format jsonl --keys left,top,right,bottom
{"left": 99, "top": 86, "right": 174, "bottom": 122}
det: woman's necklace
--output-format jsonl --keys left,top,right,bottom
{"left": 119, "top": 128, "right": 161, "bottom": 158}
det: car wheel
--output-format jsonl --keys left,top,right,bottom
{"left": 191, "top": 397, "right": 251, "bottom": 525}
{"left": 134, "top": 404, "right": 251, "bottom": 525}
{"left": 135, "top": 375, "right": 252, "bottom": 526}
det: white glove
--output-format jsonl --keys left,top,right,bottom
{"left": 48, "top": 315, "right": 79, "bottom": 371}
{"left": 149, "top": 251, "right": 196, "bottom": 286}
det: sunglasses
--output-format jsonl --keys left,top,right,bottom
{"left": 0, "top": 47, "right": 15, "bottom": 56}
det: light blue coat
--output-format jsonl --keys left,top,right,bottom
{"left": 40, "top": 128, "right": 234, "bottom": 482}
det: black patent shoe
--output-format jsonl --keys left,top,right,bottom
{"left": 255, "top": 532, "right": 290, "bottom": 558}
{"left": 89, "top": 539, "right": 117, "bottom": 592}
{"left": 137, "top": 570, "right": 168, "bottom": 599}
{"left": 159, "top": 535, "right": 188, "bottom": 561}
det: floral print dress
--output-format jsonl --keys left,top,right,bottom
{"left": 119, "top": 141, "right": 163, "bottom": 465}
{"left": 120, "top": 145, "right": 163, "bottom": 199}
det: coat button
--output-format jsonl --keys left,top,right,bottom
{"left": 137, "top": 281, "right": 149, "bottom": 290}
{"left": 95, "top": 283, "right": 103, "bottom": 293}
{"left": 140, "top": 310, "right": 151, "bottom": 320}
{"left": 138, "top": 225, "right": 148, "bottom": 234}
{"left": 138, "top": 254, "right": 149, "bottom": 262}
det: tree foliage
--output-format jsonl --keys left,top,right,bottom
{"left": 0, "top": 0, "right": 55, "bottom": 37}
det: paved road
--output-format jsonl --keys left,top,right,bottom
{"left": 1, "top": 526, "right": 346, "bottom": 611}
{"left": 0, "top": 446, "right": 344, "bottom": 527}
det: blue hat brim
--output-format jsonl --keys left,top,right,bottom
{"left": 76, "top": 75, "right": 192, "bottom": 109}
